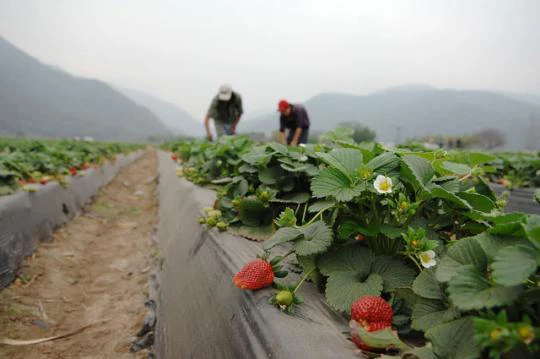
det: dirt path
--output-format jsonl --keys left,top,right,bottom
{"left": 0, "top": 150, "right": 158, "bottom": 359}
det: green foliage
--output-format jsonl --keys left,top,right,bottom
{"left": 0, "top": 137, "right": 142, "bottom": 195}
{"left": 170, "top": 134, "right": 540, "bottom": 357}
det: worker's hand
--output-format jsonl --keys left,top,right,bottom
{"left": 230, "top": 125, "right": 237, "bottom": 135}
{"left": 206, "top": 133, "right": 213, "bottom": 142}
{"left": 290, "top": 140, "right": 298, "bottom": 146}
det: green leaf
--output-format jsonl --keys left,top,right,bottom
{"left": 316, "top": 148, "right": 363, "bottom": 178}
{"left": 227, "top": 225, "right": 275, "bottom": 242}
{"left": 263, "top": 227, "right": 302, "bottom": 250}
{"left": 308, "top": 199, "right": 336, "bottom": 213}
{"left": 411, "top": 298, "right": 459, "bottom": 332}
{"left": 371, "top": 256, "right": 416, "bottom": 292}
{"left": 425, "top": 317, "right": 480, "bottom": 359}
{"left": 294, "top": 221, "right": 333, "bottom": 256}
{"left": 440, "top": 161, "right": 471, "bottom": 175}
{"left": 535, "top": 189, "right": 540, "bottom": 204}
{"left": 430, "top": 186, "right": 471, "bottom": 209}
{"left": 412, "top": 270, "right": 444, "bottom": 300}
{"left": 271, "top": 192, "right": 310, "bottom": 204}
{"left": 353, "top": 326, "right": 411, "bottom": 351}
{"left": 266, "top": 142, "right": 288, "bottom": 155}
{"left": 523, "top": 214, "right": 540, "bottom": 249}
{"left": 240, "top": 148, "right": 271, "bottom": 166}
{"left": 491, "top": 244, "right": 537, "bottom": 286}
{"left": 435, "top": 236, "right": 487, "bottom": 282}
{"left": 400, "top": 155, "right": 435, "bottom": 191}
{"left": 457, "top": 192, "right": 496, "bottom": 213}
{"left": 311, "top": 167, "right": 364, "bottom": 202}
{"left": 238, "top": 197, "right": 274, "bottom": 226}
{"left": 275, "top": 208, "right": 297, "bottom": 228}
{"left": 238, "top": 163, "right": 257, "bottom": 173}
{"left": 319, "top": 246, "right": 383, "bottom": 312}
{"left": 258, "top": 166, "right": 282, "bottom": 185}
{"left": 297, "top": 255, "right": 320, "bottom": 285}
{"left": 318, "top": 245, "right": 373, "bottom": 276}
{"left": 325, "top": 273, "right": 383, "bottom": 312}
{"left": 402, "top": 346, "right": 437, "bottom": 359}
{"left": 447, "top": 265, "right": 521, "bottom": 310}
{"left": 367, "top": 152, "right": 400, "bottom": 174}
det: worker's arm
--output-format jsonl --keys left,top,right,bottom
{"left": 290, "top": 127, "right": 303, "bottom": 146}
{"left": 204, "top": 116, "right": 212, "bottom": 141}
{"left": 230, "top": 94, "right": 243, "bottom": 135}
{"left": 231, "top": 115, "right": 241, "bottom": 135}
{"left": 278, "top": 131, "right": 286, "bottom": 145}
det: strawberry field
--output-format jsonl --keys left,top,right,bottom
{"left": 0, "top": 138, "right": 143, "bottom": 196}
{"left": 164, "top": 132, "right": 540, "bottom": 359}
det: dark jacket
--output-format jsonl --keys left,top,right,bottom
{"left": 279, "top": 104, "right": 310, "bottom": 132}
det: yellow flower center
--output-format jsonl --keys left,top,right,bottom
{"left": 490, "top": 328, "right": 502, "bottom": 341}
{"left": 518, "top": 326, "right": 535, "bottom": 344}
{"left": 411, "top": 240, "right": 419, "bottom": 248}
{"left": 379, "top": 180, "right": 390, "bottom": 192}
{"left": 419, "top": 252, "right": 431, "bottom": 263}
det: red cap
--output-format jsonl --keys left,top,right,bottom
{"left": 278, "top": 100, "right": 289, "bottom": 112}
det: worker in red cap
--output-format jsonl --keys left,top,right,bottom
{"left": 277, "top": 100, "right": 310, "bottom": 146}
{"left": 204, "top": 84, "right": 243, "bottom": 141}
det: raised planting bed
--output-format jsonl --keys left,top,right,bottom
{"left": 154, "top": 151, "right": 356, "bottom": 358}
{"left": 160, "top": 136, "right": 540, "bottom": 358}
{"left": 491, "top": 184, "right": 540, "bottom": 215}
{"left": 0, "top": 151, "right": 143, "bottom": 289}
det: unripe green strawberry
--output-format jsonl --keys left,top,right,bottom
{"left": 233, "top": 259, "right": 274, "bottom": 290}
{"left": 203, "top": 207, "right": 214, "bottom": 213}
{"left": 216, "top": 221, "right": 228, "bottom": 231}
{"left": 198, "top": 217, "right": 206, "bottom": 224}
{"left": 232, "top": 198, "right": 241, "bottom": 207}
{"left": 258, "top": 191, "right": 270, "bottom": 202}
{"left": 206, "top": 217, "right": 217, "bottom": 227}
{"left": 276, "top": 291, "right": 294, "bottom": 306}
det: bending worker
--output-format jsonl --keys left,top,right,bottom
{"left": 277, "top": 99, "right": 310, "bottom": 146}
{"left": 204, "top": 84, "right": 243, "bottom": 141}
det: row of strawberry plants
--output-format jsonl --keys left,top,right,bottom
{"left": 167, "top": 135, "right": 539, "bottom": 359}
{"left": 0, "top": 138, "right": 143, "bottom": 196}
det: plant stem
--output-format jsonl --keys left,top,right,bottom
{"left": 301, "top": 202, "right": 308, "bottom": 224}
{"left": 304, "top": 208, "right": 326, "bottom": 226}
{"left": 409, "top": 254, "right": 423, "bottom": 272}
{"left": 293, "top": 268, "right": 316, "bottom": 294}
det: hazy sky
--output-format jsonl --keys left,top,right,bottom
{"left": 1, "top": 0, "right": 539, "bottom": 119}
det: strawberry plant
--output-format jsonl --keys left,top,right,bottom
{"left": 169, "top": 134, "right": 540, "bottom": 358}
{"left": 0, "top": 138, "right": 142, "bottom": 195}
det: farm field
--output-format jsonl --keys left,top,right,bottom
{"left": 0, "top": 135, "right": 538, "bottom": 359}
{"left": 0, "top": 150, "right": 158, "bottom": 358}
{"left": 164, "top": 134, "right": 540, "bottom": 358}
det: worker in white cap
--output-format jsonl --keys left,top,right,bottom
{"left": 204, "top": 84, "right": 243, "bottom": 141}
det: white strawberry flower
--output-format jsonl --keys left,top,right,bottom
{"left": 419, "top": 250, "right": 437, "bottom": 268}
{"left": 374, "top": 175, "right": 393, "bottom": 194}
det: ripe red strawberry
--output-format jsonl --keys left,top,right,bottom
{"left": 351, "top": 321, "right": 391, "bottom": 351}
{"left": 171, "top": 154, "right": 178, "bottom": 161}
{"left": 233, "top": 259, "right": 274, "bottom": 290}
{"left": 350, "top": 296, "right": 394, "bottom": 351}
{"left": 39, "top": 178, "right": 49, "bottom": 185}
{"left": 69, "top": 167, "right": 78, "bottom": 176}
{"left": 351, "top": 295, "right": 393, "bottom": 325}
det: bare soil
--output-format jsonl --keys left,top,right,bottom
{"left": 0, "top": 150, "right": 158, "bottom": 359}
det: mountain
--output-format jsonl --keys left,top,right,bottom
{"left": 240, "top": 85, "right": 540, "bottom": 149}
{"left": 117, "top": 86, "right": 202, "bottom": 137}
{"left": 0, "top": 36, "right": 171, "bottom": 140}
{"left": 502, "top": 92, "right": 540, "bottom": 107}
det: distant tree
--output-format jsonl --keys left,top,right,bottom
{"left": 338, "top": 122, "right": 376, "bottom": 143}
{"left": 471, "top": 128, "right": 506, "bottom": 149}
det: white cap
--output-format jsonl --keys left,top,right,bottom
{"left": 218, "top": 83, "right": 233, "bottom": 101}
